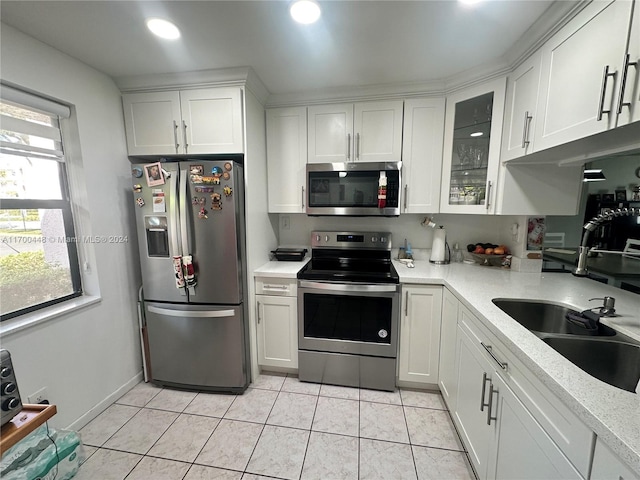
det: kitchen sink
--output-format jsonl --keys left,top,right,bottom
{"left": 541, "top": 337, "right": 640, "bottom": 393}
{"left": 492, "top": 298, "right": 617, "bottom": 336}
{"left": 493, "top": 298, "right": 640, "bottom": 393}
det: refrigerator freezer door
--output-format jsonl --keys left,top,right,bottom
{"left": 181, "top": 161, "right": 244, "bottom": 304}
{"left": 133, "top": 162, "right": 186, "bottom": 303}
{"left": 145, "top": 302, "right": 248, "bottom": 391}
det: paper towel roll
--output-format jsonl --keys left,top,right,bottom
{"left": 430, "top": 228, "right": 447, "bottom": 263}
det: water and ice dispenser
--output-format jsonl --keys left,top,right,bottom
{"left": 145, "top": 216, "right": 169, "bottom": 257}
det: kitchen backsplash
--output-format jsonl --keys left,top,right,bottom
{"left": 277, "top": 213, "right": 529, "bottom": 258}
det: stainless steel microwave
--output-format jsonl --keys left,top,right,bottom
{"left": 306, "top": 162, "right": 402, "bottom": 216}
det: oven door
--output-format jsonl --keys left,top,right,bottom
{"left": 298, "top": 280, "right": 400, "bottom": 357}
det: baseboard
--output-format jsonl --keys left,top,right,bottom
{"left": 66, "top": 371, "right": 144, "bottom": 431}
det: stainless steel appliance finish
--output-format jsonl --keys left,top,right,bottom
{"left": 306, "top": 162, "right": 402, "bottom": 216}
{"left": 297, "top": 231, "right": 400, "bottom": 391}
{"left": 132, "top": 158, "right": 249, "bottom": 393}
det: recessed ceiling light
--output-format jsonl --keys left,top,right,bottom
{"left": 146, "top": 18, "right": 181, "bottom": 40}
{"left": 290, "top": 0, "right": 321, "bottom": 24}
{"left": 470, "top": 132, "right": 483, "bottom": 137}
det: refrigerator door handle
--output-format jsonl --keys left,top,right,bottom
{"left": 169, "top": 168, "right": 180, "bottom": 256}
{"left": 148, "top": 306, "right": 236, "bottom": 318}
{"left": 179, "top": 167, "right": 190, "bottom": 255}
{"left": 178, "top": 167, "right": 196, "bottom": 296}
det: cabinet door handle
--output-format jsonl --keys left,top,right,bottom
{"left": 182, "top": 120, "right": 189, "bottom": 153}
{"left": 487, "top": 383, "right": 498, "bottom": 425}
{"left": 173, "top": 120, "right": 180, "bottom": 153}
{"left": 301, "top": 186, "right": 305, "bottom": 210}
{"left": 480, "top": 372, "right": 491, "bottom": 412}
{"left": 403, "top": 185, "right": 408, "bottom": 211}
{"left": 617, "top": 54, "right": 638, "bottom": 114}
{"left": 481, "top": 342, "right": 508, "bottom": 370}
{"left": 485, "top": 181, "right": 492, "bottom": 211}
{"left": 521, "top": 111, "right": 533, "bottom": 148}
{"left": 356, "top": 133, "right": 361, "bottom": 160}
{"left": 597, "top": 65, "right": 616, "bottom": 121}
{"left": 346, "top": 133, "right": 351, "bottom": 161}
{"left": 404, "top": 291, "right": 409, "bottom": 316}
{"left": 257, "top": 301, "right": 261, "bottom": 324}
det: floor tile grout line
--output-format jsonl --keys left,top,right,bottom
{"left": 297, "top": 385, "right": 322, "bottom": 480}
{"left": 241, "top": 378, "right": 281, "bottom": 477}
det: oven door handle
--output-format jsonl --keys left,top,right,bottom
{"left": 299, "top": 280, "right": 398, "bottom": 293}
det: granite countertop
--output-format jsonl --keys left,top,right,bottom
{"left": 252, "top": 257, "right": 640, "bottom": 472}
{"left": 394, "top": 260, "right": 640, "bottom": 474}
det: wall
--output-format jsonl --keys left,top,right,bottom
{"left": 278, "top": 213, "right": 524, "bottom": 259}
{"left": 243, "top": 88, "right": 279, "bottom": 380}
{"left": 1, "top": 24, "right": 142, "bottom": 429}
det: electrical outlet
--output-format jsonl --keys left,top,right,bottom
{"left": 281, "top": 215, "right": 290, "bottom": 231}
{"left": 28, "top": 387, "right": 49, "bottom": 405}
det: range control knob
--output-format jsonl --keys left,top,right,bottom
{"left": 2, "top": 397, "right": 20, "bottom": 411}
{"left": 325, "top": 235, "right": 330, "bottom": 242}
{"left": 1, "top": 382, "right": 16, "bottom": 395}
{"left": 380, "top": 237, "right": 387, "bottom": 243}
{"left": 315, "top": 235, "right": 321, "bottom": 242}
{"left": 371, "top": 236, "right": 378, "bottom": 242}
{"left": 0, "top": 367, "right": 12, "bottom": 378}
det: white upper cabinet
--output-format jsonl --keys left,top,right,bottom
{"left": 266, "top": 107, "right": 307, "bottom": 213}
{"left": 401, "top": 98, "right": 445, "bottom": 213}
{"left": 179, "top": 88, "right": 244, "bottom": 154}
{"left": 307, "top": 100, "right": 403, "bottom": 163}
{"left": 534, "top": 0, "right": 637, "bottom": 151}
{"left": 440, "top": 77, "right": 506, "bottom": 214}
{"left": 123, "top": 91, "right": 182, "bottom": 156}
{"left": 618, "top": 0, "right": 640, "bottom": 127}
{"left": 122, "top": 87, "right": 244, "bottom": 156}
{"left": 501, "top": 51, "right": 542, "bottom": 162}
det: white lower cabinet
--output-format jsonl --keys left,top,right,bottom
{"left": 438, "top": 288, "right": 459, "bottom": 410}
{"left": 488, "top": 373, "right": 582, "bottom": 480}
{"left": 591, "top": 437, "right": 640, "bottom": 480}
{"left": 398, "top": 285, "right": 442, "bottom": 385}
{"left": 255, "top": 277, "right": 298, "bottom": 369}
{"left": 448, "top": 299, "right": 592, "bottom": 480}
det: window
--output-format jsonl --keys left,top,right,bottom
{"left": 0, "top": 85, "right": 82, "bottom": 320}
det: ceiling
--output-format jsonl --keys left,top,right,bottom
{"left": 1, "top": 1, "right": 561, "bottom": 97}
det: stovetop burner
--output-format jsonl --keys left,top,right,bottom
{"left": 297, "top": 231, "right": 399, "bottom": 284}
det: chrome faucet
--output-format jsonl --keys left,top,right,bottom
{"left": 573, "top": 207, "right": 640, "bottom": 277}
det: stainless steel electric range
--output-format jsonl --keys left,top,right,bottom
{"left": 296, "top": 231, "right": 400, "bottom": 391}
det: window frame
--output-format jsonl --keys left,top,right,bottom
{"left": 0, "top": 89, "right": 83, "bottom": 321}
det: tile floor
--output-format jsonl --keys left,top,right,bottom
{"left": 76, "top": 373, "right": 476, "bottom": 480}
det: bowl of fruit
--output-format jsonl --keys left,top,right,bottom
{"left": 467, "top": 243, "right": 510, "bottom": 267}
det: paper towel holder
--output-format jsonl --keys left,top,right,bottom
{"left": 429, "top": 225, "right": 451, "bottom": 265}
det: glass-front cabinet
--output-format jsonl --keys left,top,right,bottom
{"left": 440, "top": 78, "right": 506, "bottom": 214}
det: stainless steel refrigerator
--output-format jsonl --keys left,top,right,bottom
{"left": 131, "top": 158, "right": 249, "bottom": 393}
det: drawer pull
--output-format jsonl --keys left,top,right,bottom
{"left": 481, "top": 342, "right": 508, "bottom": 371}
{"left": 487, "top": 383, "right": 498, "bottom": 426}
{"left": 480, "top": 372, "right": 491, "bottom": 412}
{"left": 263, "top": 284, "right": 289, "bottom": 290}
